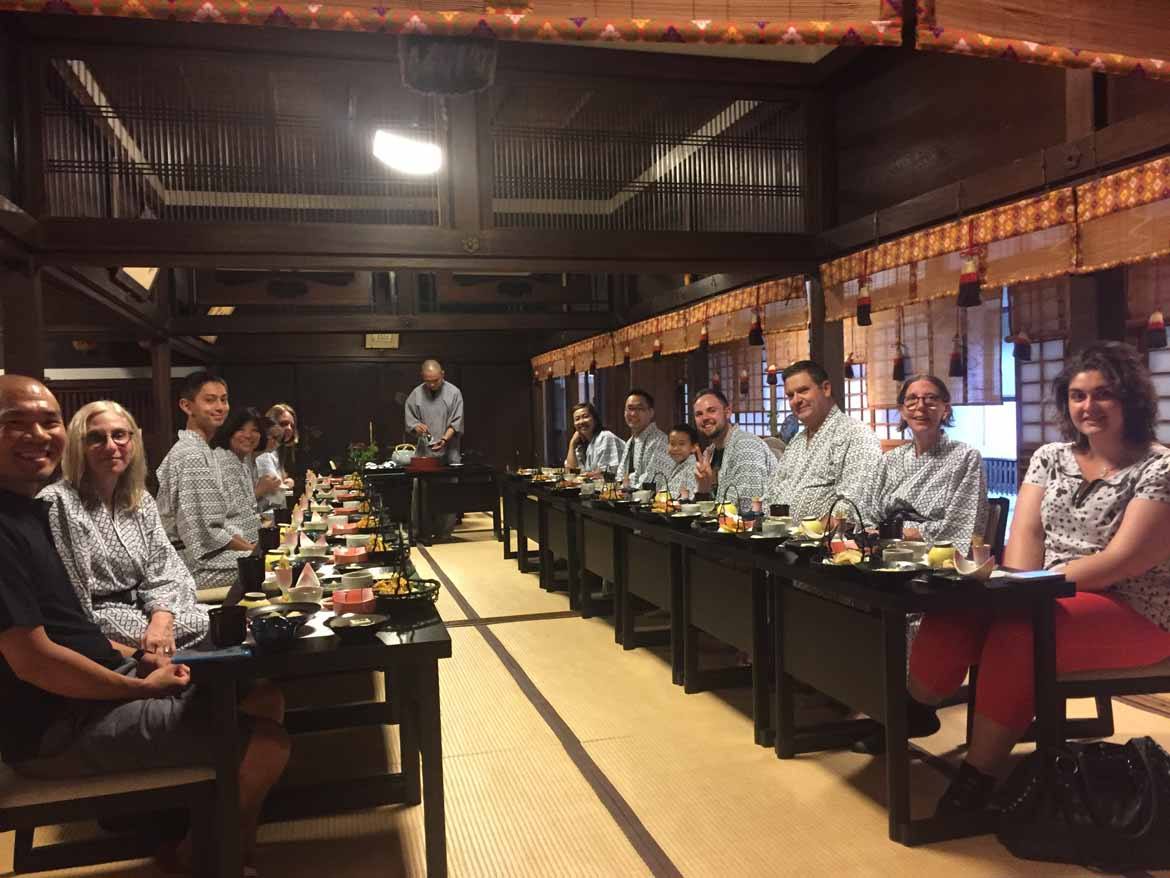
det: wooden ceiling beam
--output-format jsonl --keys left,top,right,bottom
{"left": 626, "top": 271, "right": 785, "bottom": 322}
{"left": 171, "top": 311, "right": 615, "bottom": 335}
{"left": 819, "top": 106, "right": 1170, "bottom": 257}
{"left": 30, "top": 220, "right": 819, "bottom": 273}
{"left": 209, "top": 330, "right": 559, "bottom": 364}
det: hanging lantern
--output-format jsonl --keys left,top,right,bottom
{"left": 844, "top": 353, "right": 855, "bottom": 380}
{"left": 856, "top": 276, "right": 873, "bottom": 326}
{"left": 766, "top": 363, "right": 779, "bottom": 386}
{"left": 748, "top": 310, "right": 764, "bottom": 346}
{"left": 948, "top": 335, "right": 966, "bottom": 378}
{"left": 1010, "top": 330, "right": 1033, "bottom": 361}
{"left": 1147, "top": 310, "right": 1167, "bottom": 349}
{"left": 711, "top": 372, "right": 721, "bottom": 389}
{"left": 892, "top": 344, "right": 907, "bottom": 382}
{"left": 652, "top": 337, "right": 663, "bottom": 360}
{"left": 738, "top": 368, "right": 750, "bottom": 396}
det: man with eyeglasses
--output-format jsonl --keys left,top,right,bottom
{"left": 616, "top": 388, "right": 668, "bottom": 490}
{"left": 765, "top": 360, "right": 882, "bottom": 522}
{"left": 156, "top": 370, "right": 253, "bottom": 598}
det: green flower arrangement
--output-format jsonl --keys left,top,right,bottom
{"left": 346, "top": 441, "right": 380, "bottom": 472}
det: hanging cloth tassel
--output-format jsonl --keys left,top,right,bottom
{"left": 738, "top": 368, "right": 750, "bottom": 396}
{"left": 698, "top": 311, "right": 709, "bottom": 351}
{"left": 948, "top": 336, "right": 965, "bottom": 377}
{"left": 589, "top": 356, "right": 597, "bottom": 375}
{"left": 957, "top": 220, "right": 983, "bottom": 308}
{"left": 711, "top": 372, "right": 722, "bottom": 390}
{"left": 748, "top": 294, "right": 764, "bottom": 346}
{"left": 652, "top": 338, "right": 663, "bottom": 360}
{"left": 892, "top": 345, "right": 907, "bottom": 382}
{"left": 1011, "top": 330, "right": 1033, "bottom": 361}
{"left": 844, "top": 353, "right": 855, "bottom": 379}
{"left": 766, "top": 363, "right": 779, "bottom": 386}
{"left": 622, "top": 344, "right": 630, "bottom": 364}
{"left": 1147, "top": 311, "right": 1167, "bottom": 349}
{"left": 857, "top": 252, "right": 873, "bottom": 326}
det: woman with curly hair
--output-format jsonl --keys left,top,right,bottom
{"left": 899, "top": 343, "right": 1170, "bottom": 814}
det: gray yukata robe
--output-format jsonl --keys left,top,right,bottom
{"left": 617, "top": 423, "right": 669, "bottom": 488}
{"left": 405, "top": 381, "right": 465, "bottom": 464}
{"left": 40, "top": 481, "right": 209, "bottom": 649}
{"left": 156, "top": 430, "right": 254, "bottom": 589}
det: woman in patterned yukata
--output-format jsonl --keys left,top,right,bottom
{"left": 209, "top": 407, "right": 271, "bottom": 547}
{"left": 863, "top": 374, "right": 988, "bottom": 553}
{"left": 905, "top": 343, "right": 1170, "bottom": 816}
{"left": 39, "top": 401, "right": 208, "bottom": 655}
{"left": 564, "top": 402, "right": 626, "bottom": 476}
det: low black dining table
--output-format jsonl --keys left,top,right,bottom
{"left": 503, "top": 474, "right": 1075, "bottom": 846}
{"left": 364, "top": 464, "right": 500, "bottom": 545}
{"left": 191, "top": 606, "right": 451, "bottom": 877}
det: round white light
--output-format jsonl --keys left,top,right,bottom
{"left": 372, "top": 129, "right": 443, "bottom": 176}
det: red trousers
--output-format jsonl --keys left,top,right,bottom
{"left": 909, "top": 591, "right": 1170, "bottom": 732}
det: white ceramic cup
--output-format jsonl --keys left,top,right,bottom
{"left": 344, "top": 534, "right": 372, "bottom": 548}
{"left": 299, "top": 544, "right": 328, "bottom": 558}
{"left": 697, "top": 500, "right": 717, "bottom": 515}
{"left": 679, "top": 503, "right": 700, "bottom": 515}
{"left": 340, "top": 570, "right": 374, "bottom": 589}
{"left": 287, "top": 584, "right": 323, "bottom": 604}
{"left": 633, "top": 489, "right": 653, "bottom": 503}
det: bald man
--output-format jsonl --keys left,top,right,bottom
{"left": 404, "top": 359, "right": 464, "bottom": 465}
{"left": 0, "top": 376, "right": 288, "bottom": 870}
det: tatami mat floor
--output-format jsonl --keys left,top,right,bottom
{"left": 6, "top": 511, "right": 1170, "bottom": 877}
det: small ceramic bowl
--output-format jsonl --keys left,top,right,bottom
{"left": 298, "top": 544, "right": 329, "bottom": 559}
{"left": 340, "top": 570, "right": 375, "bottom": 589}
{"left": 334, "top": 546, "right": 369, "bottom": 565}
{"left": 331, "top": 522, "right": 360, "bottom": 536}
{"left": 328, "top": 514, "right": 349, "bottom": 528}
{"left": 632, "top": 490, "right": 653, "bottom": 503}
{"left": 287, "top": 584, "right": 324, "bottom": 603}
{"left": 761, "top": 518, "right": 788, "bottom": 536}
{"left": 679, "top": 503, "right": 701, "bottom": 515}
{"left": 345, "top": 534, "right": 373, "bottom": 548}
{"left": 697, "top": 500, "right": 717, "bottom": 515}
{"left": 333, "top": 588, "right": 376, "bottom": 615}
{"left": 953, "top": 550, "right": 997, "bottom": 581}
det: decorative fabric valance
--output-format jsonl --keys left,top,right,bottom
{"left": 532, "top": 275, "right": 807, "bottom": 378}
{"left": 1077, "top": 156, "right": 1170, "bottom": 273}
{"left": 6, "top": 0, "right": 900, "bottom": 49}
{"left": 821, "top": 189, "right": 1075, "bottom": 321}
{"left": 918, "top": 0, "right": 1170, "bottom": 81}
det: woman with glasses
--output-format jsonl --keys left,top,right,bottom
{"left": 905, "top": 343, "right": 1170, "bottom": 816}
{"left": 863, "top": 374, "right": 988, "bottom": 552}
{"left": 38, "top": 401, "right": 209, "bottom": 655}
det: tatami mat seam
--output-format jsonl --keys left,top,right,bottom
{"left": 419, "top": 545, "right": 684, "bottom": 878}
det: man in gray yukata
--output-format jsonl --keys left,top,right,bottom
{"left": 404, "top": 360, "right": 465, "bottom": 539}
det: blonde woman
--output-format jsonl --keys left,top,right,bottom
{"left": 39, "top": 401, "right": 208, "bottom": 655}
{"left": 265, "top": 402, "right": 298, "bottom": 485}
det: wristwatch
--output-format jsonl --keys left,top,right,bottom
{"left": 131, "top": 648, "right": 146, "bottom": 662}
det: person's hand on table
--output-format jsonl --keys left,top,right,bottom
{"left": 142, "top": 612, "right": 176, "bottom": 657}
{"left": 142, "top": 662, "right": 190, "bottom": 696}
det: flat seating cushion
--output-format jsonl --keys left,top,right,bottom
{"left": 1060, "top": 656, "right": 1170, "bottom": 683}
{"left": 0, "top": 763, "right": 213, "bottom": 810}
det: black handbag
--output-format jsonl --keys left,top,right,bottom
{"left": 996, "top": 736, "right": 1170, "bottom": 871}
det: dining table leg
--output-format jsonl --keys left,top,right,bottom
{"left": 537, "top": 499, "right": 552, "bottom": 591}
{"left": 516, "top": 496, "right": 530, "bottom": 573}
{"left": 566, "top": 507, "right": 581, "bottom": 612}
{"left": 882, "top": 609, "right": 911, "bottom": 843}
{"left": 210, "top": 678, "right": 242, "bottom": 878}
{"left": 669, "top": 544, "right": 684, "bottom": 685}
{"left": 1032, "top": 597, "right": 1060, "bottom": 751}
{"left": 396, "top": 665, "right": 421, "bottom": 805}
{"left": 773, "top": 580, "right": 796, "bottom": 759}
{"left": 419, "top": 660, "right": 447, "bottom": 878}
{"left": 751, "top": 568, "right": 773, "bottom": 747}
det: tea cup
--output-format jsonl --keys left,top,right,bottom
{"left": 340, "top": 570, "right": 375, "bottom": 589}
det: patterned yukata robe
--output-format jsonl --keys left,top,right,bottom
{"left": 765, "top": 406, "right": 883, "bottom": 522}
{"left": 863, "top": 433, "right": 988, "bottom": 553}
{"left": 705, "top": 425, "right": 777, "bottom": 503}
{"left": 39, "top": 481, "right": 209, "bottom": 649}
{"left": 157, "top": 430, "right": 254, "bottom": 590}
{"left": 617, "top": 423, "right": 669, "bottom": 488}
{"left": 574, "top": 430, "right": 627, "bottom": 474}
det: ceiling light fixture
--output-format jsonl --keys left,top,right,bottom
{"left": 372, "top": 130, "right": 442, "bottom": 176}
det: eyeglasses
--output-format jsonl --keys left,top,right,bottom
{"left": 624, "top": 405, "right": 648, "bottom": 413}
{"left": 84, "top": 429, "right": 134, "bottom": 447}
{"left": 903, "top": 394, "right": 943, "bottom": 409}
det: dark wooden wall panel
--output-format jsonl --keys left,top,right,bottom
{"left": 835, "top": 54, "right": 1067, "bottom": 222}
{"left": 1109, "top": 77, "right": 1170, "bottom": 126}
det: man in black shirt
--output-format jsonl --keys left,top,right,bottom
{"left": 0, "top": 376, "right": 289, "bottom": 872}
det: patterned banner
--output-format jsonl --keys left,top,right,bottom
{"left": 4, "top": 0, "right": 901, "bottom": 48}
{"left": 531, "top": 275, "right": 806, "bottom": 375}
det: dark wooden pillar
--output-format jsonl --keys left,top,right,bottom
{"left": 1, "top": 265, "right": 45, "bottom": 380}
{"left": 1068, "top": 269, "right": 1127, "bottom": 355}
{"left": 446, "top": 93, "right": 492, "bottom": 231}
{"left": 150, "top": 338, "right": 173, "bottom": 466}
{"left": 806, "top": 276, "right": 844, "bottom": 403}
